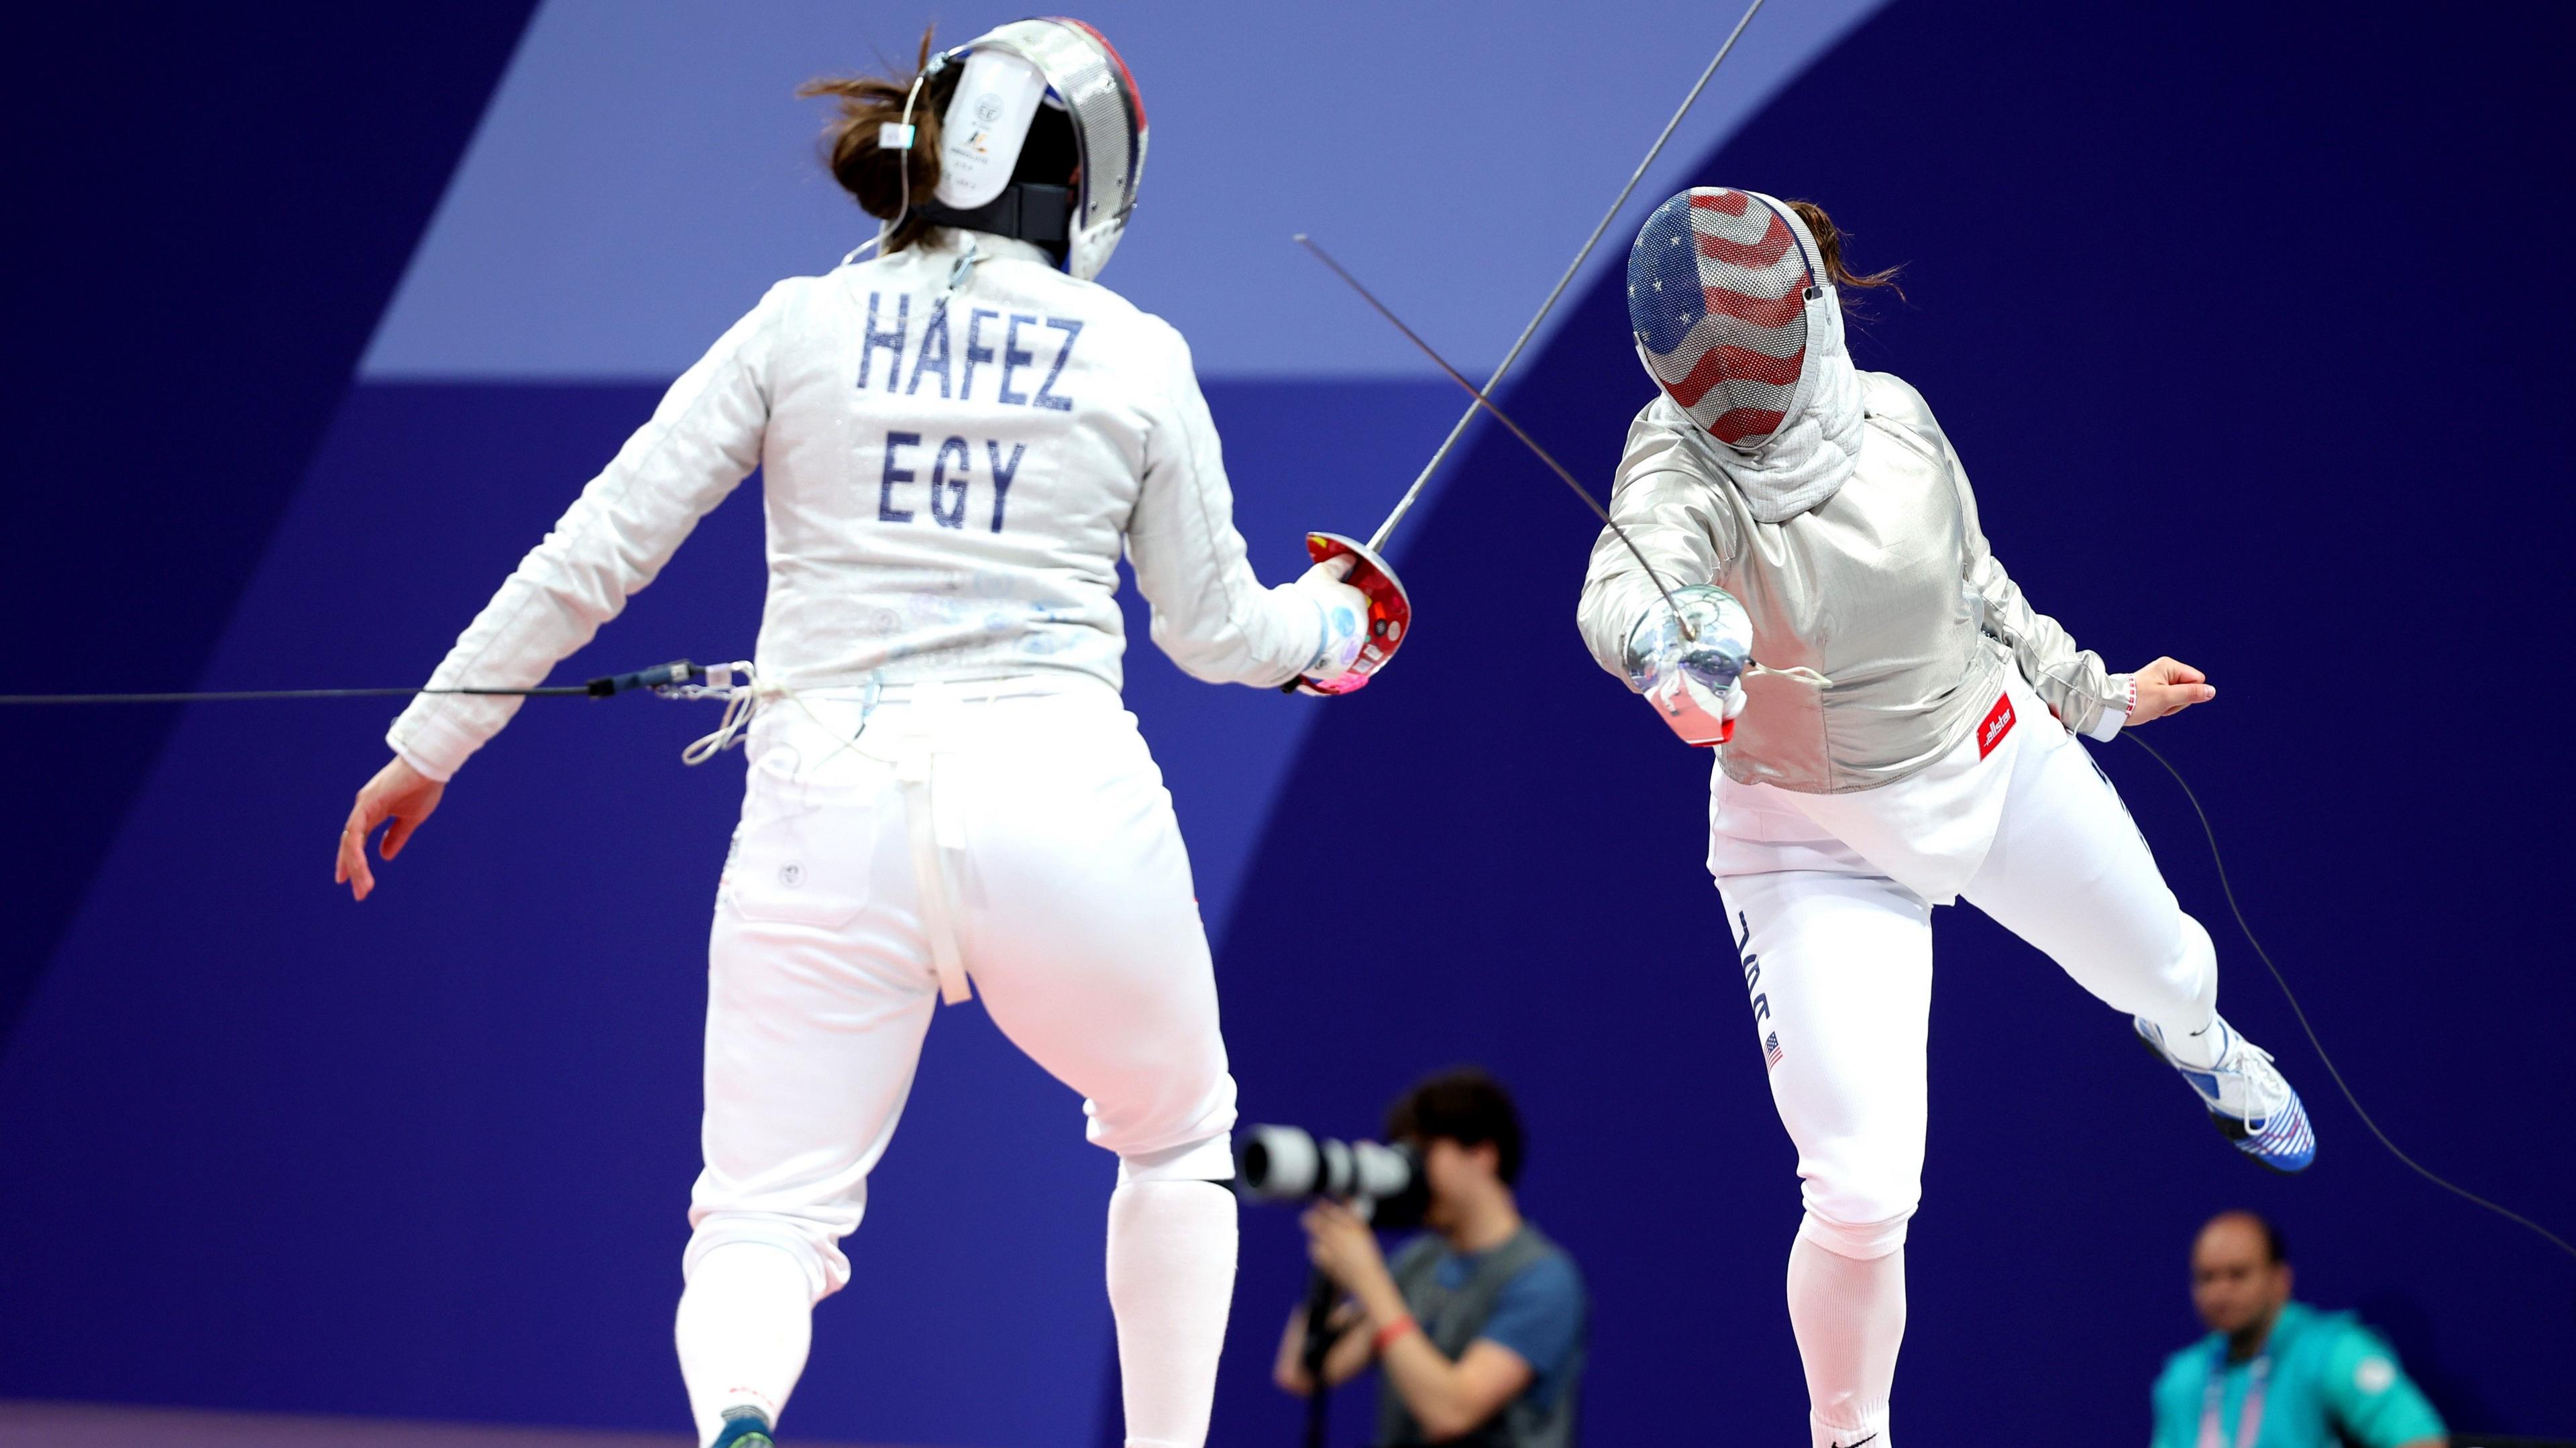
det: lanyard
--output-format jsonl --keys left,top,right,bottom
{"left": 2198, "top": 1347, "right": 2270, "bottom": 1448}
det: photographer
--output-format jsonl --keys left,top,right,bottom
{"left": 1271, "top": 1069, "right": 1587, "bottom": 1446}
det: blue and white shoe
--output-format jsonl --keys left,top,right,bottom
{"left": 710, "top": 1409, "right": 777, "bottom": 1448}
{"left": 2135, "top": 1015, "right": 2316, "bottom": 1173}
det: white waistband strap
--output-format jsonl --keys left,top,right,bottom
{"left": 890, "top": 681, "right": 973, "bottom": 1007}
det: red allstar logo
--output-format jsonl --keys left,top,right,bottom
{"left": 1978, "top": 692, "right": 2016, "bottom": 759}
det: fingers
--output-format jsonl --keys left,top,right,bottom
{"left": 2127, "top": 659, "right": 2215, "bottom": 725}
{"left": 2157, "top": 680, "right": 2218, "bottom": 718}
{"left": 2133, "top": 681, "right": 2218, "bottom": 724}
{"left": 381, "top": 809, "right": 421, "bottom": 860}
{"left": 338, "top": 801, "right": 377, "bottom": 901}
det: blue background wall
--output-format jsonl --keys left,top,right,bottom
{"left": 3, "top": 1, "right": 2571, "bottom": 1445}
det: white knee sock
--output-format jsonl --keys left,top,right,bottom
{"left": 676, "top": 1241, "right": 815, "bottom": 1446}
{"left": 1105, "top": 1178, "right": 1238, "bottom": 1448}
{"left": 1788, "top": 1229, "right": 1904, "bottom": 1448}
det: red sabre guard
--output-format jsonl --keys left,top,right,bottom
{"left": 1294, "top": 531, "right": 1411, "bottom": 696}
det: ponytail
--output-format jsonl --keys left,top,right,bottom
{"left": 1785, "top": 199, "right": 1907, "bottom": 305}
{"left": 798, "top": 24, "right": 957, "bottom": 256}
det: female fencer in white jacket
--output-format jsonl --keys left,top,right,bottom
{"left": 1580, "top": 188, "right": 2314, "bottom": 1448}
{"left": 333, "top": 23, "right": 1379, "bottom": 1448}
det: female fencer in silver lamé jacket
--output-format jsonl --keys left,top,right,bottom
{"left": 1575, "top": 193, "right": 2132, "bottom": 795}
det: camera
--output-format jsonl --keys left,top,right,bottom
{"left": 1237, "top": 1123, "right": 1431, "bottom": 1230}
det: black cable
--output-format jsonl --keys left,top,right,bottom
{"left": 2123, "top": 731, "right": 2576, "bottom": 1264}
{"left": 0, "top": 686, "right": 590, "bottom": 704}
{"left": 0, "top": 659, "right": 707, "bottom": 706}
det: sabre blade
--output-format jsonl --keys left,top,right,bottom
{"left": 1362, "top": 0, "right": 1766, "bottom": 554}
{"left": 1293, "top": 236, "right": 1695, "bottom": 641}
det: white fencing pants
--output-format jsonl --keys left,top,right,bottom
{"left": 1713, "top": 671, "right": 2217, "bottom": 1257}
{"left": 1713, "top": 675, "right": 2216, "bottom": 1445}
{"left": 680, "top": 677, "right": 1238, "bottom": 1444}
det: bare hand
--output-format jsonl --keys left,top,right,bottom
{"left": 1301, "top": 1201, "right": 1395, "bottom": 1304}
{"left": 2127, "top": 657, "right": 2216, "bottom": 726}
{"left": 337, "top": 756, "right": 445, "bottom": 901}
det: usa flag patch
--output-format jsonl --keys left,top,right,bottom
{"left": 1764, "top": 1032, "right": 1785, "bottom": 1070}
{"left": 1977, "top": 691, "right": 2015, "bottom": 759}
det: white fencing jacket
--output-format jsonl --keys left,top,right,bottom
{"left": 389, "top": 231, "right": 1329, "bottom": 781}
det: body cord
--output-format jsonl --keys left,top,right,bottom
{"left": 2123, "top": 731, "right": 2575, "bottom": 1264}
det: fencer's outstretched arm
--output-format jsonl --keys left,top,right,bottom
{"left": 1124, "top": 321, "right": 1351, "bottom": 688}
{"left": 383, "top": 283, "right": 786, "bottom": 781}
{"left": 1574, "top": 419, "right": 1746, "bottom": 687}
{"left": 339, "top": 286, "right": 780, "bottom": 901}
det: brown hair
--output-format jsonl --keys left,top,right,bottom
{"left": 1385, "top": 1066, "right": 1525, "bottom": 1186}
{"left": 1785, "top": 199, "right": 1906, "bottom": 303}
{"left": 798, "top": 25, "right": 959, "bottom": 256}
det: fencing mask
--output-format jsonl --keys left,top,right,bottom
{"left": 915, "top": 18, "right": 1146, "bottom": 282}
{"left": 1627, "top": 187, "right": 1826, "bottom": 449}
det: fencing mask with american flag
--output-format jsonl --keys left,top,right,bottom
{"left": 1627, "top": 187, "right": 1827, "bottom": 450}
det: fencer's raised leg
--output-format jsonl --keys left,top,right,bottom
{"left": 955, "top": 701, "right": 1240, "bottom": 1448}
{"left": 1959, "top": 718, "right": 2217, "bottom": 1051}
{"left": 679, "top": 741, "right": 940, "bottom": 1446}
{"left": 1719, "top": 868, "right": 1932, "bottom": 1448}
{"left": 1962, "top": 703, "right": 2312, "bottom": 1170}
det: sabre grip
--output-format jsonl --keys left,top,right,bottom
{"left": 585, "top": 659, "right": 700, "bottom": 697}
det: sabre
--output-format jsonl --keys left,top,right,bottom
{"left": 1294, "top": 235, "right": 1696, "bottom": 640}
{"left": 1362, "top": 0, "right": 1766, "bottom": 555}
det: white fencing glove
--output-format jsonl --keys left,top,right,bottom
{"left": 1289, "top": 555, "right": 1372, "bottom": 687}
{"left": 1621, "top": 584, "right": 1755, "bottom": 745}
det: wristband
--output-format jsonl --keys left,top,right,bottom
{"left": 1371, "top": 1314, "right": 1419, "bottom": 1354}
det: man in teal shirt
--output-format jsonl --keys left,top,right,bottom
{"left": 2151, "top": 1211, "right": 2445, "bottom": 1448}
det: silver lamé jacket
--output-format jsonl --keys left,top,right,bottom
{"left": 1577, "top": 331, "right": 2132, "bottom": 795}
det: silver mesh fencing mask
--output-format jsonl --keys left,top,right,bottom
{"left": 933, "top": 17, "right": 1146, "bottom": 282}
{"left": 1627, "top": 188, "right": 1826, "bottom": 449}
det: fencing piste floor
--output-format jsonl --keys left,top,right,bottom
{"left": 0, "top": 1402, "right": 918, "bottom": 1448}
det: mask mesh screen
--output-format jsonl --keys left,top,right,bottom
{"left": 1627, "top": 188, "right": 1813, "bottom": 447}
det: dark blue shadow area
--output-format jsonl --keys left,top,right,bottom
{"left": 0, "top": 376, "right": 1458, "bottom": 1443}
{"left": 1210, "top": 0, "right": 2576, "bottom": 1442}
{"left": 0, "top": 3, "right": 539, "bottom": 1050}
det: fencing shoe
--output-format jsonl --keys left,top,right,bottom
{"left": 710, "top": 1408, "right": 777, "bottom": 1448}
{"left": 2135, "top": 1016, "right": 2316, "bottom": 1173}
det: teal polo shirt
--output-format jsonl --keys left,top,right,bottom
{"left": 2151, "top": 1302, "right": 2445, "bottom": 1448}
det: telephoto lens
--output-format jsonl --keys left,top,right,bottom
{"left": 1236, "top": 1124, "right": 1430, "bottom": 1230}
